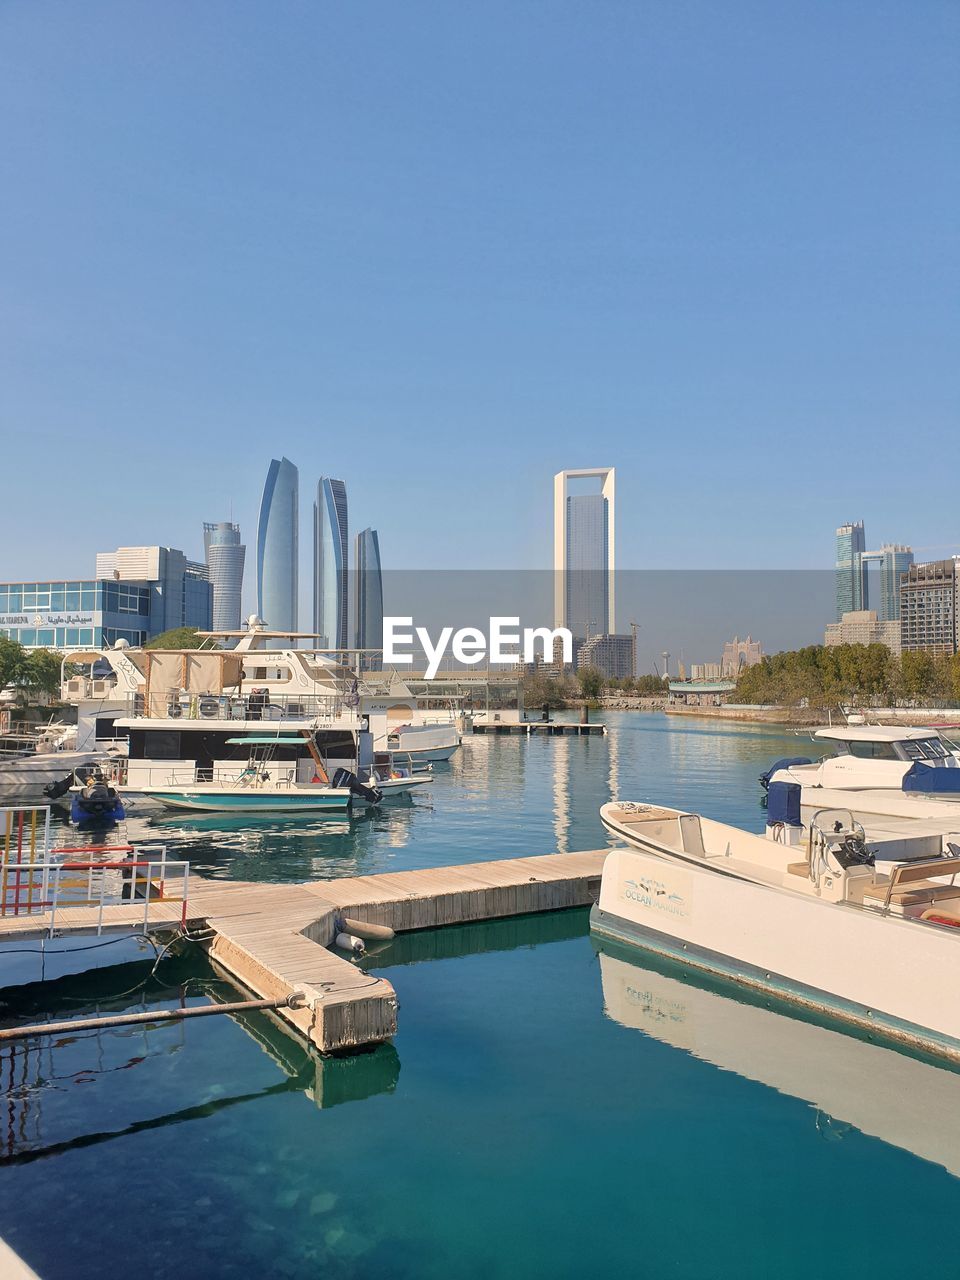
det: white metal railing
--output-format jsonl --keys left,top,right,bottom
{"left": 103, "top": 762, "right": 301, "bottom": 789}
{"left": 0, "top": 806, "right": 53, "bottom": 870}
{"left": 124, "top": 691, "right": 346, "bottom": 724}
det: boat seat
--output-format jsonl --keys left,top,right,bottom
{"left": 861, "top": 879, "right": 960, "bottom": 907}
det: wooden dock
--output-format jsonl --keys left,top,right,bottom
{"left": 0, "top": 850, "right": 607, "bottom": 1054}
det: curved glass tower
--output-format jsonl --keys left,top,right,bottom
{"left": 257, "top": 458, "right": 299, "bottom": 631}
{"left": 203, "top": 521, "right": 246, "bottom": 631}
{"left": 313, "top": 478, "right": 349, "bottom": 649}
{"left": 354, "top": 527, "right": 383, "bottom": 670}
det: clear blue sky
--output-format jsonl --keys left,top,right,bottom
{"left": 1, "top": 0, "right": 957, "bottom": 580}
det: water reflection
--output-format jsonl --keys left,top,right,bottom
{"left": 0, "top": 951, "right": 400, "bottom": 1163}
{"left": 594, "top": 936, "right": 960, "bottom": 1179}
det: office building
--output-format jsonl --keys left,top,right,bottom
{"left": 900, "top": 559, "right": 959, "bottom": 656}
{"left": 257, "top": 457, "right": 299, "bottom": 632}
{"left": 354, "top": 527, "right": 384, "bottom": 670}
{"left": 835, "top": 522, "right": 866, "bottom": 619}
{"left": 2, "top": 545, "right": 212, "bottom": 650}
{"left": 203, "top": 521, "right": 246, "bottom": 631}
{"left": 835, "top": 523, "right": 913, "bottom": 622}
{"left": 824, "top": 610, "right": 900, "bottom": 654}
{"left": 313, "top": 477, "right": 349, "bottom": 649}
{"left": 690, "top": 662, "right": 723, "bottom": 680}
{"left": 576, "top": 633, "right": 634, "bottom": 679}
{"left": 95, "top": 545, "right": 211, "bottom": 635}
{"left": 877, "top": 545, "right": 913, "bottom": 622}
{"left": 554, "top": 468, "right": 615, "bottom": 641}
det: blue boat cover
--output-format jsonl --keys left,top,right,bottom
{"left": 759, "top": 757, "right": 812, "bottom": 789}
{"left": 902, "top": 762, "right": 960, "bottom": 793}
{"left": 767, "top": 781, "right": 802, "bottom": 826}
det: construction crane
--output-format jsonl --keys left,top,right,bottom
{"left": 629, "top": 621, "right": 640, "bottom": 679}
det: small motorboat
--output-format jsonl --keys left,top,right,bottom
{"left": 70, "top": 770, "right": 126, "bottom": 825}
{"left": 592, "top": 785, "right": 960, "bottom": 1062}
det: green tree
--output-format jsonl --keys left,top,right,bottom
{"left": 634, "top": 673, "right": 667, "bottom": 696}
{"left": 145, "top": 627, "right": 203, "bottom": 650}
{"left": 21, "top": 649, "right": 66, "bottom": 700}
{"left": 576, "top": 666, "right": 605, "bottom": 701}
{"left": 0, "top": 635, "right": 26, "bottom": 691}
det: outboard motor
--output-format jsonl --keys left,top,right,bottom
{"left": 332, "top": 767, "right": 383, "bottom": 806}
{"left": 43, "top": 773, "right": 74, "bottom": 800}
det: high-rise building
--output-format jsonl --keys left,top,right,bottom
{"left": 576, "top": 633, "right": 634, "bottom": 679}
{"left": 354, "top": 527, "right": 383, "bottom": 670}
{"left": 877, "top": 545, "right": 914, "bottom": 621}
{"left": 95, "top": 545, "right": 212, "bottom": 634}
{"left": 900, "top": 559, "right": 959, "bottom": 656}
{"left": 835, "top": 522, "right": 866, "bottom": 619}
{"left": 835, "top": 523, "right": 913, "bottom": 622}
{"left": 313, "top": 477, "right": 349, "bottom": 649}
{"left": 554, "top": 468, "right": 615, "bottom": 643}
{"left": 203, "top": 521, "right": 246, "bottom": 631}
{"left": 257, "top": 457, "right": 299, "bottom": 632}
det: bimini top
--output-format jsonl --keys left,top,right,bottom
{"left": 225, "top": 735, "right": 309, "bottom": 746}
{"left": 814, "top": 726, "right": 944, "bottom": 743}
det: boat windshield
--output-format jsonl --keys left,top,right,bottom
{"left": 901, "top": 738, "right": 950, "bottom": 761}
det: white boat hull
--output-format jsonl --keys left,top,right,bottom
{"left": 0, "top": 751, "right": 101, "bottom": 798}
{"left": 591, "top": 842, "right": 960, "bottom": 1061}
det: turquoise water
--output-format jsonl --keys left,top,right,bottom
{"left": 3, "top": 713, "right": 960, "bottom": 1278}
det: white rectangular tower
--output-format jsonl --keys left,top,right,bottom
{"left": 553, "top": 468, "right": 616, "bottom": 639}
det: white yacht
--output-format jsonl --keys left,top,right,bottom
{"left": 62, "top": 621, "right": 437, "bottom": 813}
{"left": 593, "top": 798, "right": 960, "bottom": 1061}
{"left": 0, "top": 722, "right": 102, "bottom": 799}
{"left": 763, "top": 725, "right": 960, "bottom": 825}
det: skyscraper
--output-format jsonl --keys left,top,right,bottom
{"left": 313, "top": 477, "right": 349, "bottom": 649}
{"left": 878, "top": 545, "right": 913, "bottom": 622}
{"left": 203, "top": 521, "right": 246, "bottom": 630}
{"left": 354, "top": 527, "right": 384, "bottom": 670}
{"left": 257, "top": 457, "right": 299, "bottom": 632}
{"left": 835, "top": 521, "right": 866, "bottom": 620}
{"left": 554, "top": 468, "right": 615, "bottom": 641}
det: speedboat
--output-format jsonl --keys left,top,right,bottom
{"left": 593, "top": 793, "right": 960, "bottom": 1062}
{"left": 763, "top": 726, "right": 960, "bottom": 825}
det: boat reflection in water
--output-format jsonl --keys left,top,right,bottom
{"left": 594, "top": 936, "right": 960, "bottom": 1180}
{"left": 0, "top": 951, "right": 399, "bottom": 1164}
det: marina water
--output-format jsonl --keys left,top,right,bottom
{"left": 2, "top": 713, "right": 959, "bottom": 1278}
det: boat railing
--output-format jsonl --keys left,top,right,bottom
{"left": 118, "top": 762, "right": 302, "bottom": 789}
{"left": 122, "top": 691, "right": 347, "bottom": 724}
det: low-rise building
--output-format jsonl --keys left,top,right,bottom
{"left": 0, "top": 546, "right": 212, "bottom": 651}
{"left": 720, "top": 635, "right": 763, "bottom": 678}
{"left": 690, "top": 662, "right": 722, "bottom": 680}
{"left": 824, "top": 610, "right": 901, "bottom": 654}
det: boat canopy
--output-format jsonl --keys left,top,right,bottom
{"left": 814, "top": 726, "right": 942, "bottom": 743}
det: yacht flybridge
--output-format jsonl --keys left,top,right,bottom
{"left": 59, "top": 620, "right": 444, "bottom": 812}
{"left": 594, "top": 795, "right": 960, "bottom": 1061}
